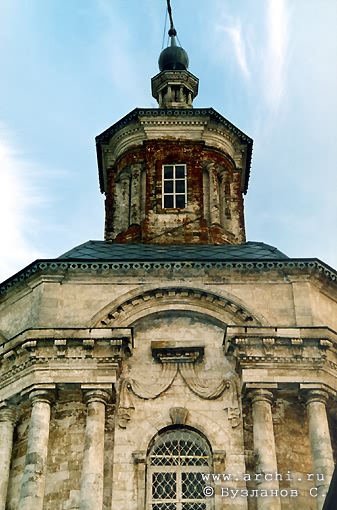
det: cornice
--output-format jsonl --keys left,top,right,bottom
{"left": 1, "top": 258, "right": 336, "bottom": 298}
{"left": 96, "top": 108, "right": 252, "bottom": 144}
{"left": 96, "top": 107, "right": 253, "bottom": 193}
{"left": 225, "top": 327, "right": 337, "bottom": 387}
{"left": 0, "top": 328, "right": 132, "bottom": 402}
{"left": 102, "top": 116, "right": 247, "bottom": 191}
{"left": 228, "top": 328, "right": 337, "bottom": 393}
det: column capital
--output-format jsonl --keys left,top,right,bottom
{"left": 131, "top": 162, "right": 142, "bottom": 173}
{"left": 247, "top": 388, "right": 275, "bottom": 405}
{"left": 301, "top": 388, "right": 330, "bottom": 406}
{"left": 204, "top": 161, "right": 216, "bottom": 172}
{"left": 82, "top": 387, "right": 111, "bottom": 406}
{"left": 29, "top": 388, "right": 55, "bottom": 406}
{"left": 119, "top": 169, "right": 131, "bottom": 181}
{"left": 0, "top": 405, "right": 18, "bottom": 425}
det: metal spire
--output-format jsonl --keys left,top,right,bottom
{"left": 166, "top": 0, "right": 177, "bottom": 37}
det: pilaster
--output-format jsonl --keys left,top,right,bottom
{"left": 206, "top": 162, "right": 221, "bottom": 226}
{"left": 119, "top": 171, "right": 131, "bottom": 231}
{"left": 130, "top": 164, "right": 142, "bottom": 225}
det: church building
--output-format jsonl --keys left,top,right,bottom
{"left": 0, "top": 7, "right": 336, "bottom": 510}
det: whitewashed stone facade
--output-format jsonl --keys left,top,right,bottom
{"left": 0, "top": 25, "right": 336, "bottom": 510}
{"left": 1, "top": 260, "right": 336, "bottom": 509}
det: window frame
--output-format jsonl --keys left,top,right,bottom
{"left": 146, "top": 427, "right": 213, "bottom": 510}
{"left": 162, "top": 164, "right": 188, "bottom": 210}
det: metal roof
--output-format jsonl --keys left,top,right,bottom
{"left": 1, "top": 241, "right": 337, "bottom": 296}
{"left": 59, "top": 241, "right": 288, "bottom": 261}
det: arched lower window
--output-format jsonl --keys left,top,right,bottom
{"left": 147, "top": 428, "right": 212, "bottom": 510}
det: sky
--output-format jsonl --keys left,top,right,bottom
{"left": 0, "top": 0, "right": 336, "bottom": 282}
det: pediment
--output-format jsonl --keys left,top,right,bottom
{"left": 90, "top": 285, "right": 265, "bottom": 328}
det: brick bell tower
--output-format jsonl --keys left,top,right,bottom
{"left": 96, "top": 16, "right": 253, "bottom": 245}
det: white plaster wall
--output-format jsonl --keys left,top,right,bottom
{"left": 111, "top": 312, "right": 245, "bottom": 509}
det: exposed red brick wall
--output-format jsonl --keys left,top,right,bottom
{"left": 104, "top": 140, "right": 245, "bottom": 244}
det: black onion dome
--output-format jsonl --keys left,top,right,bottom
{"left": 158, "top": 33, "right": 189, "bottom": 71}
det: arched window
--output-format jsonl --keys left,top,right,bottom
{"left": 146, "top": 427, "right": 212, "bottom": 509}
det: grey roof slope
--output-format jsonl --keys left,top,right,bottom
{"left": 2, "top": 241, "right": 337, "bottom": 296}
{"left": 59, "top": 241, "right": 289, "bottom": 261}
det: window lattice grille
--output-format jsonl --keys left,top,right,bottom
{"left": 152, "top": 472, "right": 176, "bottom": 499}
{"left": 147, "top": 429, "right": 212, "bottom": 510}
{"left": 152, "top": 504, "right": 177, "bottom": 510}
{"left": 181, "top": 472, "right": 205, "bottom": 499}
{"left": 182, "top": 504, "right": 206, "bottom": 510}
{"left": 152, "top": 505, "right": 206, "bottom": 510}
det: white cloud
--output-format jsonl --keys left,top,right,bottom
{"left": 207, "top": 0, "right": 289, "bottom": 116}
{"left": 263, "top": 0, "right": 289, "bottom": 110}
{"left": 0, "top": 126, "right": 46, "bottom": 282}
{"left": 212, "top": 6, "right": 251, "bottom": 82}
{"left": 221, "top": 21, "right": 251, "bottom": 80}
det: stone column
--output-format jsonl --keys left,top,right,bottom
{"left": 218, "top": 171, "right": 225, "bottom": 228}
{"left": 130, "top": 164, "right": 141, "bottom": 225}
{"left": 167, "top": 85, "right": 172, "bottom": 103}
{"left": 202, "top": 169, "right": 210, "bottom": 223}
{"left": 248, "top": 389, "right": 281, "bottom": 510}
{"left": 79, "top": 388, "right": 111, "bottom": 510}
{"left": 18, "top": 389, "right": 54, "bottom": 510}
{"left": 187, "top": 91, "right": 192, "bottom": 106}
{"left": 206, "top": 163, "right": 221, "bottom": 225}
{"left": 0, "top": 406, "right": 18, "bottom": 510}
{"left": 302, "top": 388, "right": 334, "bottom": 510}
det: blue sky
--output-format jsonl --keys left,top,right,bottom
{"left": 0, "top": 0, "right": 336, "bottom": 282}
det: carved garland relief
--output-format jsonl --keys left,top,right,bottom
{"left": 117, "top": 343, "right": 241, "bottom": 429}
